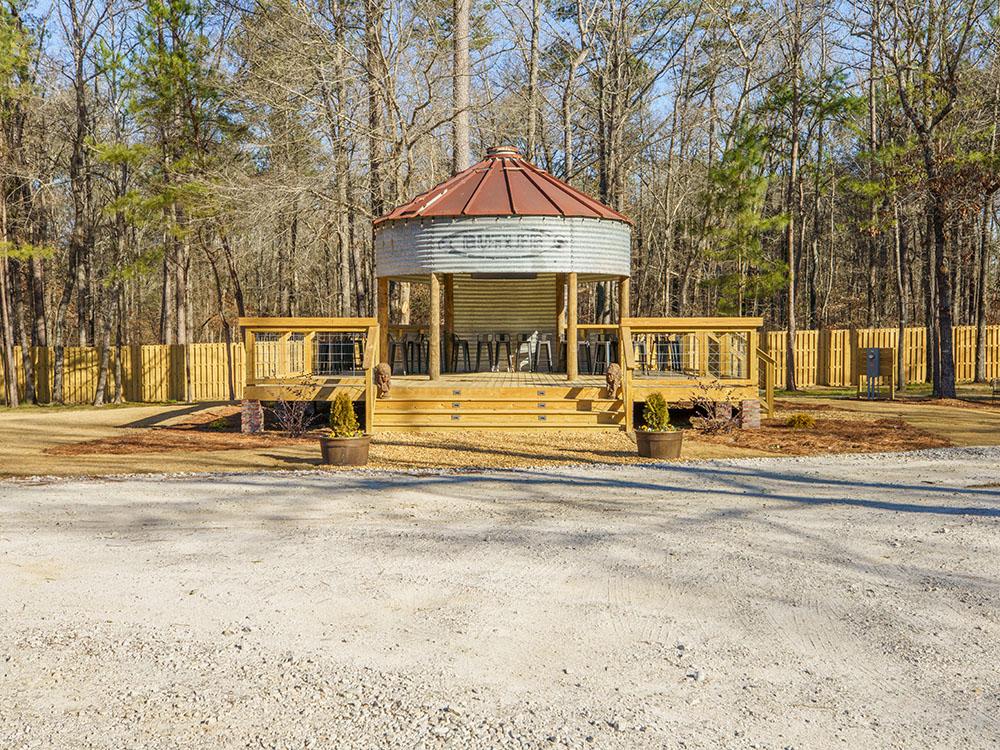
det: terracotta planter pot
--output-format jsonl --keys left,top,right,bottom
{"left": 636, "top": 430, "right": 683, "bottom": 459}
{"left": 319, "top": 435, "right": 371, "bottom": 466}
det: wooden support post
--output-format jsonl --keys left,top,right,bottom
{"left": 619, "top": 276, "right": 630, "bottom": 319}
{"left": 566, "top": 272, "right": 578, "bottom": 381}
{"left": 443, "top": 273, "right": 454, "bottom": 372}
{"left": 244, "top": 329, "right": 255, "bottom": 386}
{"left": 429, "top": 273, "right": 441, "bottom": 380}
{"left": 303, "top": 332, "right": 315, "bottom": 375}
{"left": 377, "top": 277, "right": 390, "bottom": 365}
{"left": 556, "top": 272, "right": 567, "bottom": 341}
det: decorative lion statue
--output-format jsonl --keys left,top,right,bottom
{"left": 605, "top": 363, "right": 622, "bottom": 398}
{"left": 375, "top": 363, "right": 392, "bottom": 398}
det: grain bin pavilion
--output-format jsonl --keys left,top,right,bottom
{"left": 373, "top": 146, "right": 632, "bottom": 382}
{"left": 239, "top": 147, "right": 769, "bottom": 432}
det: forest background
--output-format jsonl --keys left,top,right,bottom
{"left": 0, "top": 0, "right": 997, "bottom": 404}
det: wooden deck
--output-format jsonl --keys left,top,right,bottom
{"left": 239, "top": 316, "right": 771, "bottom": 432}
{"left": 392, "top": 371, "right": 605, "bottom": 388}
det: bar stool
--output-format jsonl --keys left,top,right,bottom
{"left": 593, "top": 334, "right": 618, "bottom": 374}
{"left": 388, "top": 333, "right": 407, "bottom": 375}
{"left": 515, "top": 333, "right": 534, "bottom": 371}
{"left": 475, "top": 333, "right": 493, "bottom": 372}
{"left": 633, "top": 335, "right": 648, "bottom": 374}
{"left": 577, "top": 335, "right": 594, "bottom": 375}
{"left": 654, "top": 334, "right": 682, "bottom": 373}
{"left": 535, "top": 333, "right": 554, "bottom": 372}
{"left": 450, "top": 333, "right": 471, "bottom": 373}
{"left": 405, "top": 332, "right": 427, "bottom": 374}
{"left": 494, "top": 333, "right": 512, "bottom": 372}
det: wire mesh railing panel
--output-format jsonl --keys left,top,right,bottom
{"left": 631, "top": 333, "right": 702, "bottom": 378}
{"left": 314, "top": 332, "right": 366, "bottom": 376}
{"left": 707, "top": 332, "right": 749, "bottom": 379}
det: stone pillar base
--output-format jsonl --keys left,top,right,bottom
{"left": 739, "top": 399, "right": 761, "bottom": 430}
{"left": 241, "top": 399, "right": 264, "bottom": 434}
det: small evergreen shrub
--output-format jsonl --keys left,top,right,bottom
{"left": 330, "top": 392, "right": 362, "bottom": 437}
{"left": 785, "top": 413, "right": 816, "bottom": 429}
{"left": 641, "top": 393, "right": 675, "bottom": 432}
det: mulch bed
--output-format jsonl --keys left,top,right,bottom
{"left": 46, "top": 429, "right": 315, "bottom": 456}
{"left": 693, "top": 417, "right": 951, "bottom": 456}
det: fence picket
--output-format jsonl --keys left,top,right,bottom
{"left": 0, "top": 326, "right": 997, "bottom": 404}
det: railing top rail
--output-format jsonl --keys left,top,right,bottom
{"left": 622, "top": 316, "right": 764, "bottom": 332}
{"left": 362, "top": 325, "right": 379, "bottom": 370}
{"left": 239, "top": 316, "right": 378, "bottom": 332}
{"left": 620, "top": 325, "right": 636, "bottom": 370}
{"left": 757, "top": 349, "right": 777, "bottom": 365}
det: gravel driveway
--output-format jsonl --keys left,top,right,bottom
{"left": 2, "top": 448, "right": 999, "bottom": 749}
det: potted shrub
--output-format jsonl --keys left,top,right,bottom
{"left": 319, "top": 392, "right": 370, "bottom": 466}
{"left": 636, "top": 392, "right": 683, "bottom": 459}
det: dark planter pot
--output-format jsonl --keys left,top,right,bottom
{"left": 636, "top": 430, "right": 683, "bottom": 459}
{"left": 319, "top": 435, "right": 371, "bottom": 466}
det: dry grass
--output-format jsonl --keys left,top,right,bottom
{"left": 2, "top": 393, "right": 996, "bottom": 476}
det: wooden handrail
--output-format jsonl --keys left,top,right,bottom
{"left": 622, "top": 316, "right": 763, "bottom": 332}
{"left": 362, "top": 325, "right": 379, "bottom": 370}
{"left": 756, "top": 349, "right": 775, "bottom": 416}
{"left": 620, "top": 326, "right": 635, "bottom": 370}
{"left": 239, "top": 316, "right": 377, "bottom": 332}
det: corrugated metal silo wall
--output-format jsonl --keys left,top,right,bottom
{"left": 452, "top": 274, "right": 557, "bottom": 340}
{"left": 375, "top": 216, "right": 630, "bottom": 277}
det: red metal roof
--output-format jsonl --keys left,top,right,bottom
{"left": 374, "top": 147, "right": 632, "bottom": 225}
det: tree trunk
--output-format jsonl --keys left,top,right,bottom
{"left": 452, "top": 0, "right": 471, "bottom": 172}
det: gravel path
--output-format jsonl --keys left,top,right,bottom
{"left": 2, "top": 447, "right": 999, "bottom": 749}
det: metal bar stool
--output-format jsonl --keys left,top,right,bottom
{"left": 475, "top": 334, "right": 493, "bottom": 372}
{"left": 450, "top": 333, "right": 471, "bottom": 373}
{"left": 577, "top": 335, "right": 594, "bottom": 375}
{"left": 405, "top": 332, "right": 427, "bottom": 374}
{"left": 388, "top": 334, "right": 407, "bottom": 375}
{"left": 494, "top": 333, "right": 512, "bottom": 372}
{"left": 593, "top": 334, "right": 618, "bottom": 374}
{"left": 534, "top": 333, "right": 554, "bottom": 372}
{"left": 515, "top": 333, "right": 534, "bottom": 371}
{"left": 633, "top": 335, "right": 648, "bottom": 374}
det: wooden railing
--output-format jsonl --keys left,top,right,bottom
{"left": 239, "top": 317, "right": 380, "bottom": 433}
{"left": 756, "top": 349, "right": 776, "bottom": 417}
{"left": 618, "top": 316, "right": 765, "bottom": 430}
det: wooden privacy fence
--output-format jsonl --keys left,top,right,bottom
{"left": 1, "top": 344, "right": 245, "bottom": 405}
{"left": 765, "top": 325, "right": 1000, "bottom": 388}
{"left": 2, "top": 324, "right": 999, "bottom": 405}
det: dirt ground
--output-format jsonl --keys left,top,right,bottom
{"left": 2, "top": 394, "right": 997, "bottom": 476}
{"left": 2, "top": 448, "right": 998, "bottom": 748}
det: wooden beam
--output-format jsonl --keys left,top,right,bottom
{"left": 566, "top": 272, "right": 578, "bottom": 380}
{"left": 556, "top": 273, "right": 567, "bottom": 349}
{"left": 238, "top": 316, "right": 377, "bottom": 331}
{"left": 429, "top": 273, "right": 441, "bottom": 380}
{"left": 620, "top": 316, "right": 764, "bottom": 332}
{"left": 619, "top": 276, "right": 630, "bottom": 319}
{"left": 244, "top": 329, "right": 255, "bottom": 387}
{"left": 377, "top": 277, "right": 390, "bottom": 365}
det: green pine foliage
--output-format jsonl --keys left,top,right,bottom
{"left": 699, "top": 120, "right": 789, "bottom": 314}
{"left": 330, "top": 392, "right": 362, "bottom": 438}
{"left": 641, "top": 393, "right": 674, "bottom": 432}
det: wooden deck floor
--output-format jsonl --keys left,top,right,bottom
{"left": 393, "top": 371, "right": 606, "bottom": 388}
